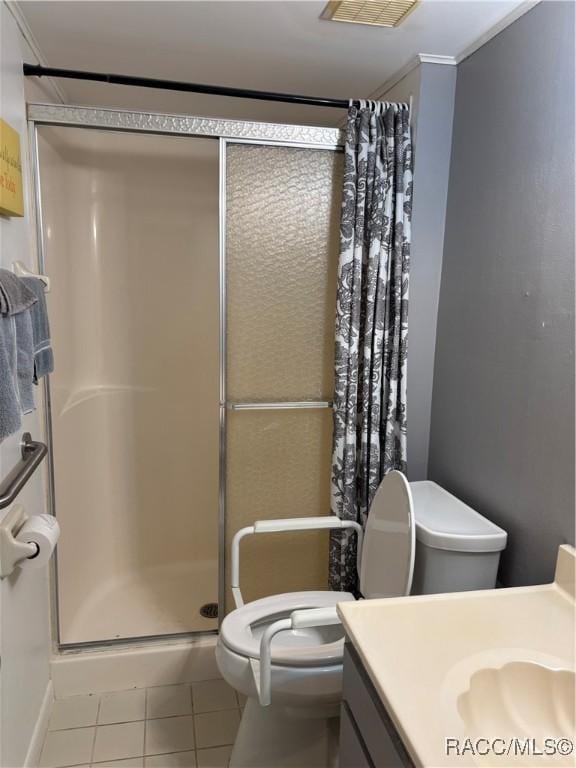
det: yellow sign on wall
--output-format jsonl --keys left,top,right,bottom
{"left": 0, "top": 119, "right": 24, "bottom": 217}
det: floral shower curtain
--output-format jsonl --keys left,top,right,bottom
{"left": 329, "top": 100, "right": 413, "bottom": 593}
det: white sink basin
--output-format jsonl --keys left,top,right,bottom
{"left": 458, "top": 661, "right": 575, "bottom": 741}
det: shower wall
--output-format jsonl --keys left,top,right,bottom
{"left": 38, "top": 127, "right": 220, "bottom": 644}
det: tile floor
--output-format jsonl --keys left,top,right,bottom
{"left": 40, "top": 679, "right": 246, "bottom": 768}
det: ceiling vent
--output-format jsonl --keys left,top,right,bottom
{"left": 321, "top": 0, "right": 419, "bottom": 27}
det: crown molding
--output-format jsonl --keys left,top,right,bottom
{"left": 368, "top": 55, "right": 420, "bottom": 102}
{"left": 418, "top": 54, "right": 457, "bottom": 66}
{"left": 4, "top": 1, "right": 66, "bottom": 103}
{"left": 366, "top": 52, "right": 454, "bottom": 105}
{"left": 455, "top": 0, "right": 540, "bottom": 64}
{"left": 369, "top": 0, "right": 540, "bottom": 103}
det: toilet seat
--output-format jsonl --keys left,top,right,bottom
{"left": 220, "top": 591, "right": 355, "bottom": 667}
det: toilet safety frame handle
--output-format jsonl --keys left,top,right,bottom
{"left": 258, "top": 606, "right": 341, "bottom": 706}
{"left": 230, "top": 517, "right": 363, "bottom": 609}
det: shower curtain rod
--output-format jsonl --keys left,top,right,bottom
{"left": 23, "top": 63, "right": 350, "bottom": 110}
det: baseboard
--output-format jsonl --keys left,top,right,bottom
{"left": 24, "top": 679, "right": 53, "bottom": 768}
{"left": 51, "top": 635, "right": 220, "bottom": 698}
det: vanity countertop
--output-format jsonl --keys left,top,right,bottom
{"left": 337, "top": 545, "right": 575, "bottom": 768}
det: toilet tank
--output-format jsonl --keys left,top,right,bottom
{"left": 409, "top": 481, "right": 507, "bottom": 595}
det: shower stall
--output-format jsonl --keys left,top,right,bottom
{"left": 30, "top": 104, "right": 342, "bottom": 647}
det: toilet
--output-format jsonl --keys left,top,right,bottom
{"left": 410, "top": 480, "right": 508, "bottom": 594}
{"left": 216, "top": 471, "right": 507, "bottom": 767}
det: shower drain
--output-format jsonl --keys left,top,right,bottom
{"left": 200, "top": 602, "right": 219, "bottom": 619}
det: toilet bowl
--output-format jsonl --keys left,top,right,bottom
{"left": 216, "top": 471, "right": 507, "bottom": 767}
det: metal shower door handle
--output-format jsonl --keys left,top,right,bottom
{"left": 225, "top": 401, "right": 332, "bottom": 411}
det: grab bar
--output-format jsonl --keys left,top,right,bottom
{"left": 0, "top": 433, "right": 48, "bottom": 510}
{"left": 227, "top": 401, "right": 332, "bottom": 411}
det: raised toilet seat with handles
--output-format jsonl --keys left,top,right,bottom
{"left": 218, "top": 470, "right": 414, "bottom": 701}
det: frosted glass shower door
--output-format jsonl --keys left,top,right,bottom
{"left": 37, "top": 126, "right": 220, "bottom": 644}
{"left": 225, "top": 143, "right": 343, "bottom": 610}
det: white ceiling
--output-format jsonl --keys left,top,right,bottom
{"left": 20, "top": 0, "right": 529, "bottom": 127}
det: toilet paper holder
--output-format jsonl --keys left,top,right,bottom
{"left": 0, "top": 504, "right": 39, "bottom": 578}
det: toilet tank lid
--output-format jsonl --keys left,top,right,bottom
{"left": 409, "top": 481, "right": 507, "bottom": 553}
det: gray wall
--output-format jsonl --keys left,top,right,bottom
{"left": 406, "top": 63, "right": 456, "bottom": 480}
{"left": 381, "top": 62, "right": 456, "bottom": 480}
{"left": 429, "top": 1, "right": 575, "bottom": 586}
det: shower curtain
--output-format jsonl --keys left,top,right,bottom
{"left": 329, "top": 100, "right": 413, "bottom": 593}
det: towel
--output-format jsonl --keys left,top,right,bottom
{"left": 20, "top": 277, "right": 54, "bottom": 381}
{"left": 15, "top": 310, "right": 35, "bottom": 413}
{"left": 0, "top": 270, "right": 42, "bottom": 438}
{"left": 0, "top": 315, "right": 22, "bottom": 439}
{"left": 0, "top": 268, "right": 37, "bottom": 316}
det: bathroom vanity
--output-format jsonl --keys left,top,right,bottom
{"left": 340, "top": 643, "right": 414, "bottom": 768}
{"left": 337, "top": 545, "right": 575, "bottom": 768}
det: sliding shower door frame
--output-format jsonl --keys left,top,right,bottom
{"left": 27, "top": 103, "right": 343, "bottom": 650}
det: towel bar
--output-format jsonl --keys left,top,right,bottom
{"left": 0, "top": 433, "right": 48, "bottom": 510}
{"left": 12, "top": 261, "right": 51, "bottom": 292}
